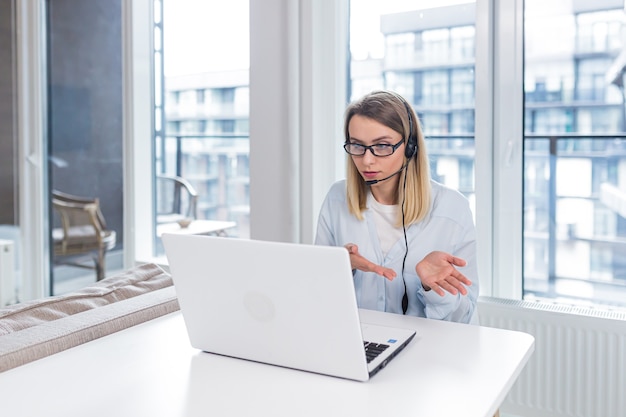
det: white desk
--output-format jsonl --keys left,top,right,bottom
{"left": 157, "top": 220, "right": 237, "bottom": 237}
{"left": 0, "top": 309, "right": 534, "bottom": 417}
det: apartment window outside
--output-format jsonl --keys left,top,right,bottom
{"left": 196, "top": 89, "right": 205, "bottom": 105}
{"left": 386, "top": 33, "right": 416, "bottom": 68}
{"left": 523, "top": 0, "right": 626, "bottom": 308}
{"left": 450, "top": 26, "right": 475, "bottom": 62}
{"left": 451, "top": 68, "right": 474, "bottom": 106}
{"left": 423, "top": 70, "right": 449, "bottom": 106}
{"left": 158, "top": 0, "right": 250, "bottom": 245}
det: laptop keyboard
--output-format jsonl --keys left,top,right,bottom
{"left": 363, "top": 341, "right": 390, "bottom": 363}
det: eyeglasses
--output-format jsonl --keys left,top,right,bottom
{"left": 343, "top": 139, "right": 404, "bottom": 156}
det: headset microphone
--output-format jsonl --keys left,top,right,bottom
{"left": 365, "top": 163, "right": 408, "bottom": 185}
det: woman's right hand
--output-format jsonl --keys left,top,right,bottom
{"left": 344, "top": 243, "right": 396, "bottom": 281}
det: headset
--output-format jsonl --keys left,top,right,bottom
{"left": 398, "top": 96, "right": 417, "bottom": 315}
{"left": 401, "top": 99, "right": 418, "bottom": 160}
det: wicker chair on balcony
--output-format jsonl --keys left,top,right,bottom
{"left": 156, "top": 174, "right": 199, "bottom": 225}
{"left": 51, "top": 190, "right": 117, "bottom": 281}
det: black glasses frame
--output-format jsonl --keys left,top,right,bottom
{"left": 343, "top": 139, "right": 404, "bottom": 156}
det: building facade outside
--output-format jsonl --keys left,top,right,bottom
{"left": 162, "top": 70, "right": 250, "bottom": 238}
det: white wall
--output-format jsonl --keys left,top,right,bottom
{"left": 249, "top": 0, "right": 348, "bottom": 244}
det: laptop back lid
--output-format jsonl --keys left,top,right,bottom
{"left": 162, "top": 234, "right": 371, "bottom": 381}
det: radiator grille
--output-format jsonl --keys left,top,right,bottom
{"left": 478, "top": 296, "right": 626, "bottom": 417}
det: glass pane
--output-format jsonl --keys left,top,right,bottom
{"left": 47, "top": 0, "right": 125, "bottom": 294}
{"left": 350, "top": 0, "right": 477, "bottom": 210}
{"left": 0, "top": 0, "right": 21, "bottom": 306}
{"left": 524, "top": 0, "right": 626, "bottom": 308}
{"left": 157, "top": 0, "right": 250, "bottom": 253}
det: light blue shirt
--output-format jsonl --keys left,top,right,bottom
{"left": 315, "top": 179, "right": 478, "bottom": 323}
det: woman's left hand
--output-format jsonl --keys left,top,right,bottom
{"left": 415, "top": 251, "right": 472, "bottom": 297}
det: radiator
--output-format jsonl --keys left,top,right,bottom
{"left": 0, "top": 239, "right": 16, "bottom": 307}
{"left": 478, "top": 296, "right": 626, "bottom": 417}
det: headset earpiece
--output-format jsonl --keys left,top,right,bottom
{"left": 402, "top": 100, "right": 418, "bottom": 160}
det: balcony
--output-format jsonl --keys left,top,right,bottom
{"left": 156, "top": 133, "right": 250, "bottom": 239}
{"left": 524, "top": 133, "right": 626, "bottom": 307}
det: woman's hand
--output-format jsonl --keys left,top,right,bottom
{"left": 344, "top": 243, "right": 396, "bottom": 281}
{"left": 416, "top": 251, "right": 472, "bottom": 297}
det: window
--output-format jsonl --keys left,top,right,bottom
{"left": 159, "top": 0, "right": 250, "bottom": 240}
{"left": 450, "top": 26, "right": 475, "bottom": 61}
{"left": 523, "top": 0, "right": 626, "bottom": 308}
{"left": 46, "top": 0, "right": 125, "bottom": 294}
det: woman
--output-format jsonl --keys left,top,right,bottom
{"left": 315, "top": 90, "right": 478, "bottom": 323}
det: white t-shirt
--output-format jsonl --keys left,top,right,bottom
{"left": 366, "top": 192, "right": 404, "bottom": 257}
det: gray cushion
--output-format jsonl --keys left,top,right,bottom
{"left": 0, "top": 263, "right": 180, "bottom": 373}
{"left": 0, "top": 263, "right": 172, "bottom": 335}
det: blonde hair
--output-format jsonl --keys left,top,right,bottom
{"left": 344, "top": 90, "right": 431, "bottom": 226}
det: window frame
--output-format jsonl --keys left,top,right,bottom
{"left": 17, "top": 0, "right": 50, "bottom": 301}
{"left": 476, "top": 0, "right": 525, "bottom": 299}
{"left": 124, "top": 0, "right": 156, "bottom": 267}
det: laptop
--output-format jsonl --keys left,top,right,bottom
{"left": 162, "top": 234, "right": 416, "bottom": 381}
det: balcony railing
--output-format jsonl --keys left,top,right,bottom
{"left": 524, "top": 133, "right": 626, "bottom": 307}
{"left": 156, "top": 133, "right": 250, "bottom": 238}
